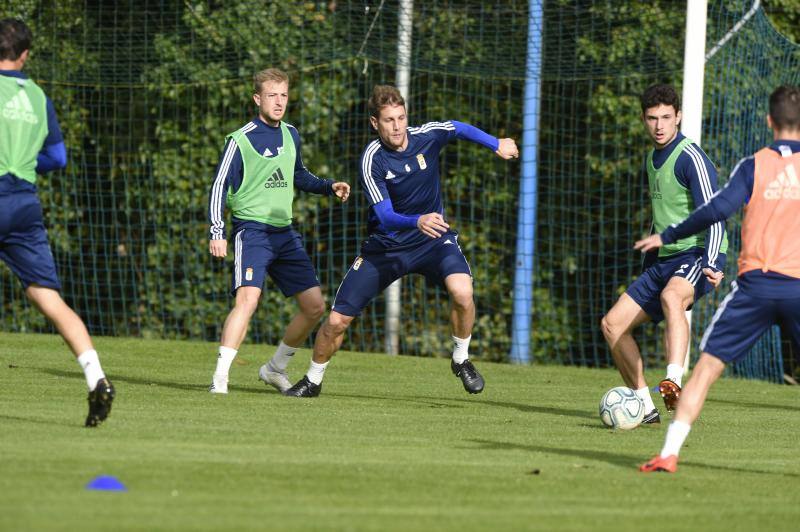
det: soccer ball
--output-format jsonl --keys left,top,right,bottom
{"left": 599, "top": 386, "right": 645, "bottom": 430}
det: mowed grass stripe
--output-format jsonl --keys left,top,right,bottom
{"left": 0, "top": 332, "right": 798, "bottom": 531}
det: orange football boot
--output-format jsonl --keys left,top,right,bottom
{"left": 639, "top": 454, "right": 678, "bottom": 473}
{"left": 658, "top": 379, "right": 682, "bottom": 412}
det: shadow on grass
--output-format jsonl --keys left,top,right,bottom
{"left": 444, "top": 396, "right": 596, "bottom": 420}
{"left": 326, "top": 392, "right": 596, "bottom": 419}
{"left": 0, "top": 413, "right": 81, "bottom": 429}
{"left": 707, "top": 397, "right": 800, "bottom": 413}
{"left": 326, "top": 392, "right": 464, "bottom": 410}
{"left": 469, "top": 438, "right": 800, "bottom": 478}
{"left": 576, "top": 423, "right": 615, "bottom": 430}
{"left": 32, "top": 367, "right": 271, "bottom": 395}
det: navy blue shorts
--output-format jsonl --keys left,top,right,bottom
{"left": 231, "top": 227, "right": 319, "bottom": 297}
{"left": 332, "top": 231, "right": 471, "bottom": 317}
{"left": 0, "top": 192, "right": 61, "bottom": 290}
{"left": 626, "top": 249, "right": 726, "bottom": 323}
{"left": 701, "top": 281, "right": 800, "bottom": 364}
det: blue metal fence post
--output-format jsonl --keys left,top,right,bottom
{"left": 509, "top": 0, "right": 543, "bottom": 364}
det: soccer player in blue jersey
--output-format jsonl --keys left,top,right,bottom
{"left": 600, "top": 84, "right": 727, "bottom": 423}
{"left": 0, "top": 19, "right": 114, "bottom": 426}
{"left": 638, "top": 85, "right": 800, "bottom": 473}
{"left": 284, "top": 84, "right": 519, "bottom": 397}
{"left": 207, "top": 68, "right": 350, "bottom": 394}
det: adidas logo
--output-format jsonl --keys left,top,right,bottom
{"left": 2, "top": 89, "right": 38, "bottom": 124}
{"left": 263, "top": 147, "right": 285, "bottom": 157}
{"left": 443, "top": 239, "right": 453, "bottom": 245}
{"left": 264, "top": 167, "right": 288, "bottom": 188}
{"left": 764, "top": 163, "right": 800, "bottom": 200}
{"left": 385, "top": 170, "right": 396, "bottom": 180}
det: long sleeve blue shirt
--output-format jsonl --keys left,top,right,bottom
{"left": 208, "top": 118, "right": 335, "bottom": 239}
{"left": 662, "top": 140, "right": 800, "bottom": 298}
{"left": 650, "top": 132, "right": 726, "bottom": 271}
{"left": 359, "top": 120, "right": 499, "bottom": 250}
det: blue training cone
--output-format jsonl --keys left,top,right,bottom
{"left": 86, "top": 475, "right": 127, "bottom": 492}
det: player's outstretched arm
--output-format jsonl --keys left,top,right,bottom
{"left": 495, "top": 138, "right": 519, "bottom": 160}
{"left": 209, "top": 239, "right": 227, "bottom": 258}
{"left": 332, "top": 182, "right": 350, "bottom": 202}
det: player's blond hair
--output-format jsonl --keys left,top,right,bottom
{"left": 254, "top": 68, "right": 289, "bottom": 94}
{"left": 368, "top": 85, "right": 405, "bottom": 118}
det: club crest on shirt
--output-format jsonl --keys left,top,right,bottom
{"left": 416, "top": 153, "right": 427, "bottom": 170}
{"left": 353, "top": 256, "right": 364, "bottom": 271}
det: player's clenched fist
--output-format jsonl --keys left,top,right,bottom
{"left": 332, "top": 182, "right": 350, "bottom": 202}
{"left": 495, "top": 138, "right": 519, "bottom": 160}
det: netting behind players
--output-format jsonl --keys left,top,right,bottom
{"left": 0, "top": 1, "right": 796, "bottom": 381}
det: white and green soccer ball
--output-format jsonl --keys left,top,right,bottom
{"left": 599, "top": 386, "right": 644, "bottom": 430}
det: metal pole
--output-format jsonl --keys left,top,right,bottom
{"left": 509, "top": 0, "right": 543, "bottom": 364}
{"left": 680, "top": 0, "right": 708, "bottom": 373}
{"left": 385, "top": 0, "right": 413, "bottom": 355}
{"left": 681, "top": 0, "right": 708, "bottom": 145}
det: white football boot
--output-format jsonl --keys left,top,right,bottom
{"left": 259, "top": 363, "right": 291, "bottom": 393}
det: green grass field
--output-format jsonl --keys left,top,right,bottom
{"left": 1, "top": 332, "right": 798, "bottom": 531}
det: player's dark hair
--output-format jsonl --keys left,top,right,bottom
{"left": 0, "top": 19, "right": 32, "bottom": 61}
{"left": 640, "top": 84, "right": 681, "bottom": 114}
{"left": 368, "top": 85, "right": 405, "bottom": 118}
{"left": 768, "top": 85, "right": 800, "bottom": 131}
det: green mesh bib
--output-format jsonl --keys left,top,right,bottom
{"left": 226, "top": 122, "right": 296, "bottom": 227}
{"left": 0, "top": 76, "right": 48, "bottom": 184}
{"left": 646, "top": 137, "right": 727, "bottom": 257}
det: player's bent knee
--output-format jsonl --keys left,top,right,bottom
{"left": 234, "top": 293, "right": 260, "bottom": 314}
{"left": 451, "top": 291, "right": 474, "bottom": 310}
{"left": 325, "top": 312, "right": 354, "bottom": 336}
{"left": 305, "top": 302, "right": 326, "bottom": 321}
{"left": 660, "top": 289, "right": 688, "bottom": 313}
{"left": 600, "top": 313, "right": 626, "bottom": 342}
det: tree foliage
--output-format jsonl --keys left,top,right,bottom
{"left": 0, "top": 0, "right": 798, "bottom": 370}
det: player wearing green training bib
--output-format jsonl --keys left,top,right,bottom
{"left": 225, "top": 121, "right": 296, "bottom": 227}
{"left": 206, "top": 68, "right": 350, "bottom": 395}
{"left": 601, "top": 84, "right": 728, "bottom": 424}
{"left": 0, "top": 19, "right": 114, "bottom": 427}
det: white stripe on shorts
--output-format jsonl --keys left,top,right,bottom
{"left": 700, "top": 280, "right": 739, "bottom": 351}
{"left": 234, "top": 230, "right": 244, "bottom": 289}
{"left": 686, "top": 257, "right": 703, "bottom": 286}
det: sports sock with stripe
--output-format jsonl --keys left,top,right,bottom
{"left": 452, "top": 335, "right": 471, "bottom": 364}
{"left": 214, "top": 346, "right": 238, "bottom": 377}
{"left": 306, "top": 360, "right": 329, "bottom": 385}
{"left": 269, "top": 341, "right": 297, "bottom": 372}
